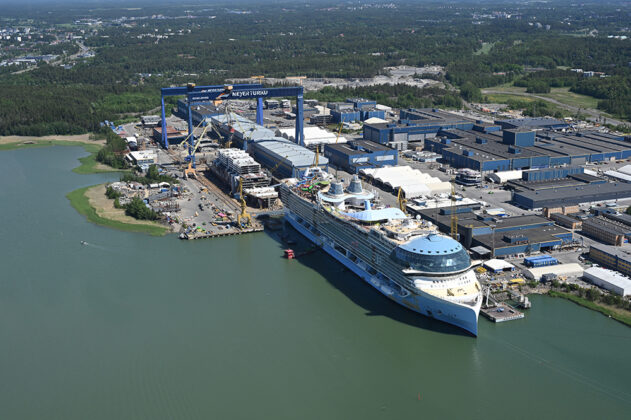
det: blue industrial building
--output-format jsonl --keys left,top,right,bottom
{"left": 363, "top": 108, "right": 474, "bottom": 147}
{"left": 495, "top": 117, "right": 570, "bottom": 131}
{"left": 411, "top": 207, "right": 573, "bottom": 257}
{"left": 425, "top": 128, "right": 631, "bottom": 172}
{"left": 324, "top": 140, "right": 398, "bottom": 173}
{"left": 346, "top": 98, "right": 377, "bottom": 109}
{"left": 331, "top": 109, "right": 361, "bottom": 123}
{"left": 512, "top": 181, "right": 631, "bottom": 209}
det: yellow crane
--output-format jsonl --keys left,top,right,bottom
{"left": 335, "top": 123, "right": 344, "bottom": 143}
{"left": 450, "top": 180, "right": 458, "bottom": 240}
{"left": 397, "top": 187, "right": 407, "bottom": 214}
{"left": 236, "top": 177, "right": 252, "bottom": 228}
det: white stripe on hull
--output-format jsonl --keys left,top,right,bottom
{"left": 285, "top": 212, "right": 479, "bottom": 336}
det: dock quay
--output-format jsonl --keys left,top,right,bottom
{"left": 480, "top": 303, "right": 525, "bottom": 323}
{"left": 180, "top": 224, "right": 264, "bottom": 240}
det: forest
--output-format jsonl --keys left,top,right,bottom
{"left": 1, "top": 0, "right": 631, "bottom": 135}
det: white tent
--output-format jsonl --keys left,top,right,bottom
{"left": 363, "top": 117, "right": 388, "bottom": 124}
{"left": 360, "top": 166, "right": 451, "bottom": 198}
{"left": 486, "top": 170, "right": 522, "bottom": 183}
{"left": 524, "top": 263, "right": 584, "bottom": 281}
{"left": 483, "top": 259, "right": 515, "bottom": 273}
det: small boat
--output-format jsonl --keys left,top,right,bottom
{"left": 80, "top": 241, "right": 88, "bottom": 246}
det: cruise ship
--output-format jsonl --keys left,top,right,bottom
{"left": 279, "top": 174, "right": 483, "bottom": 336}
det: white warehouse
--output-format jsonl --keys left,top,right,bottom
{"left": 583, "top": 267, "right": 631, "bottom": 296}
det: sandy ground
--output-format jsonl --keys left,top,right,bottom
{"left": 0, "top": 134, "right": 105, "bottom": 146}
{"left": 86, "top": 184, "right": 167, "bottom": 228}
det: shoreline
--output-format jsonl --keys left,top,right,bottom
{"left": 0, "top": 135, "right": 119, "bottom": 174}
{"left": 67, "top": 184, "right": 169, "bottom": 236}
{"left": 547, "top": 290, "right": 631, "bottom": 327}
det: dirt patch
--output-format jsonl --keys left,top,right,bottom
{"left": 86, "top": 184, "right": 165, "bottom": 227}
{"left": 0, "top": 134, "right": 105, "bottom": 146}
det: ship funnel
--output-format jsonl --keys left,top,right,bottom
{"left": 347, "top": 175, "right": 363, "bottom": 194}
{"left": 328, "top": 181, "right": 344, "bottom": 196}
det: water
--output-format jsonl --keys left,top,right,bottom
{"left": 1, "top": 146, "right": 631, "bottom": 419}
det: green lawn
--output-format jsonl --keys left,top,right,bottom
{"left": 66, "top": 185, "right": 168, "bottom": 236}
{"left": 548, "top": 290, "right": 631, "bottom": 327}
{"left": 542, "top": 87, "right": 600, "bottom": 109}
{"left": 483, "top": 85, "right": 600, "bottom": 110}
{"left": 474, "top": 42, "right": 495, "bottom": 55}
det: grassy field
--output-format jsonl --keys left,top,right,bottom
{"left": 548, "top": 290, "right": 631, "bottom": 327}
{"left": 543, "top": 87, "right": 600, "bottom": 109}
{"left": 474, "top": 42, "right": 495, "bottom": 55}
{"left": 483, "top": 85, "right": 600, "bottom": 110}
{"left": 67, "top": 185, "right": 169, "bottom": 236}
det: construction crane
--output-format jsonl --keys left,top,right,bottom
{"left": 183, "top": 123, "right": 211, "bottom": 178}
{"left": 213, "top": 85, "right": 233, "bottom": 106}
{"left": 450, "top": 180, "right": 458, "bottom": 240}
{"left": 236, "top": 177, "right": 252, "bottom": 228}
{"left": 397, "top": 187, "right": 407, "bottom": 214}
{"left": 335, "top": 123, "right": 344, "bottom": 143}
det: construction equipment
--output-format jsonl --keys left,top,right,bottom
{"left": 213, "top": 85, "right": 233, "bottom": 106}
{"left": 450, "top": 180, "right": 458, "bottom": 240}
{"left": 397, "top": 187, "right": 407, "bottom": 214}
{"left": 335, "top": 123, "right": 344, "bottom": 143}
{"left": 184, "top": 123, "right": 211, "bottom": 178}
{"left": 236, "top": 177, "right": 252, "bottom": 228}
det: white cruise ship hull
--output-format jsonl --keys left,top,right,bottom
{"left": 285, "top": 211, "right": 480, "bottom": 336}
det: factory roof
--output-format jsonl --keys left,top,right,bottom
{"left": 513, "top": 182, "right": 631, "bottom": 207}
{"left": 591, "top": 243, "right": 631, "bottom": 259}
{"left": 495, "top": 117, "right": 569, "bottom": 129}
{"left": 326, "top": 140, "right": 392, "bottom": 156}
{"left": 252, "top": 138, "right": 329, "bottom": 167}
{"left": 584, "top": 267, "right": 631, "bottom": 293}
{"left": 583, "top": 217, "right": 631, "bottom": 235}
{"left": 604, "top": 170, "right": 631, "bottom": 183}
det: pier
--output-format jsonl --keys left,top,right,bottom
{"left": 480, "top": 303, "right": 525, "bottom": 323}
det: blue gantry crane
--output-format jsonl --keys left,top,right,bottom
{"left": 159, "top": 83, "right": 306, "bottom": 169}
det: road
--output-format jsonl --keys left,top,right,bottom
{"left": 481, "top": 89, "right": 626, "bottom": 126}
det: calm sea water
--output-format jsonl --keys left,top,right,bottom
{"left": 1, "top": 146, "right": 630, "bottom": 419}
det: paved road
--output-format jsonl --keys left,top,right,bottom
{"left": 481, "top": 89, "right": 626, "bottom": 126}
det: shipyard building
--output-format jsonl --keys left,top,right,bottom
{"left": 323, "top": 140, "right": 397, "bottom": 173}
{"left": 408, "top": 204, "right": 573, "bottom": 257}
{"left": 426, "top": 128, "right": 631, "bottom": 173}
{"left": 363, "top": 108, "right": 474, "bottom": 149}
{"left": 208, "top": 113, "right": 329, "bottom": 178}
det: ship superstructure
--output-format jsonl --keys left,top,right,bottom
{"left": 280, "top": 174, "right": 482, "bottom": 335}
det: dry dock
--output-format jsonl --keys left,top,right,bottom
{"left": 480, "top": 303, "right": 525, "bottom": 323}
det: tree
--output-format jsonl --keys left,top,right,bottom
{"left": 459, "top": 82, "right": 483, "bottom": 103}
{"left": 125, "top": 197, "right": 158, "bottom": 221}
{"left": 146, "top": 164, "right": 160, "bottom": 181}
